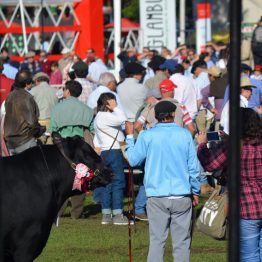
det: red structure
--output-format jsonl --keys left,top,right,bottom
{"left": 75, "top": 0, "right": 104, "bottom": 60}
{"left": 104, "top": 18, "right": 140, "bottom": 32}
{"left": 0, "top": 0, "right": 104, "bottom": 61}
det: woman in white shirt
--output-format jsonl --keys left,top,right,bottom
{"left": 93, "top": 92, "right": 131, "bottom": 225}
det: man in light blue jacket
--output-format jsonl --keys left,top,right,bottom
{"left": 125, "top": 100, "right": 200, "bottom": 262}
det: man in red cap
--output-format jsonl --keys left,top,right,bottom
{"left": 135, "top": 79, "right": 195, "bottom": 136}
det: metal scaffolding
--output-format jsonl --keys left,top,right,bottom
{"left": 0, "top": 0, "right": 81, "bottom": 55}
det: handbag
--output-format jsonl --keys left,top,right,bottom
{"left": 196, "top": 186, "right": 228, "bottom": 239}
{"left": 96, "top": 126, "right": 127, "bottom": 160}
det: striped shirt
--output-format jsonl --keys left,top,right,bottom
{"left": 137, "top": 98, "right": 192, "bottom": 129}
{"left": 75, "top": 78, "right": 94, "bottom": 104}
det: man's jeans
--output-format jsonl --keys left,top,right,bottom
{"left": 93, "top": 149, "right": 125, "bottom": 215}
{"left": 240, "top": 219, "right": 262, "bottom": 262}
{"left": 135, "top": 184, "right": 147, "bottom": 215}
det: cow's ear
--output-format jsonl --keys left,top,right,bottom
{"left": 52, "top": 132, "right": 63, "bottom": 145}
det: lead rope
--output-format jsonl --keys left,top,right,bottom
{"left": 127, "top": 165, "right": 132, "bottom": 262}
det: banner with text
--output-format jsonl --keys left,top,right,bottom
{"left": 139, "top": 0, "right": 176, "bottom": 52}
{"left": 196, "top": 3, "right": 211, "bottom": 54}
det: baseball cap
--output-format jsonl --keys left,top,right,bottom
{"left": 159, "top": 79, "right": 177, "bottom": 93}
{"left": 159, "top": 59, "right": 178, "bottom": 70}
{"left": 154, "top": 100, "right": 177, "bottom": 115}
{"left": 254, "top": 65, "right": 262, "bottom": 71}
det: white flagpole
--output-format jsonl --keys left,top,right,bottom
{"left": 19, "top": 0, "right": 28, "bottom": 54}
{"left": 113, "top": 0, "right": 121, "bottom": 76}
{"left": 180, "top": 0, "right": 186, "bottom": 44}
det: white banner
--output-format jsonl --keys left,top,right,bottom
{"left": 139, "top": 0, "right": 176, "bottom": 52}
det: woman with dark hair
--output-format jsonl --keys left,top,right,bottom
{"left": 93, "top": 92, "right": 129, "bottom": 225}
{"left": 197, "top": 108, "right": 262, "bottom": 262}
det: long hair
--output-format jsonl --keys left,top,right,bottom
{"left": 240, "top": 108, "right": 262, "bottom": 141}
{"left": 97, "top": 92, "right": 116, "bottom": 112}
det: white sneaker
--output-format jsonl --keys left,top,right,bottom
{"left": 112, "top": 214, "right": 134, "bottom": 225}
{"left": 101, "top": 214, "right": 112, "bottom": 225}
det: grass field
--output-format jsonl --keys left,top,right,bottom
{"left": 35, "top": 195, "right": 227, "bottom": 262}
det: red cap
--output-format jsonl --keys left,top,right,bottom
{"left": 254, "top": 65, "right": 262, "bottom": 71}
{"left": 159, "top": 79, "right": 177, "bottom": 93}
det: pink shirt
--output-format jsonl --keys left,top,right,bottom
{"left": 50, "top": 70, "right": 63, "bottom": 85}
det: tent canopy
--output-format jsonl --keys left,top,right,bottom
{"left": 0, "top": 0, "right": 80, "bottom": 6}
{"left": 105, "top": 18, "right": 140, "bottom": 32}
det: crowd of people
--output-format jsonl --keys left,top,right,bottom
{"left": 0, "top": 20, "right": 262, "bottom": 261}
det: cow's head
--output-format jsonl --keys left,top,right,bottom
{"left": 52, "top": 132, "right": 113, "bottom": 191}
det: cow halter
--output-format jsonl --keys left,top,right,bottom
{"left": 54, "top": 140, "right": 102, "bottom": 192}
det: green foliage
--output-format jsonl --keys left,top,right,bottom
{"left": 122, "top": 0, "right": 140, "bottom": 22}
{"left": 35, "top": 195, "right": 227, "bottom": 262}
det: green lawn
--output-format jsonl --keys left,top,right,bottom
{"left": 35, "top": 195, "right": 227, "bottom": 262}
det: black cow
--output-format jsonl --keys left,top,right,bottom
{"left": 0, "top": 133, "right": 112, "bottom": 262}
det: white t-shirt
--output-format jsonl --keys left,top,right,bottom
{"left": 220, "top": 95, "right": 249, "bottom": 135}
{"left": 94, "top": 107, "right": 127, "bottom": 151}
{"left": 170, "top": 73, "right": 198, "bottom": 120}
{"left": 88, "top": 60, "right": 108, "bottom": 84}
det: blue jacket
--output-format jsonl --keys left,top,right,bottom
{"left": 126, "top": 122, "right": 200, "bottom": 197}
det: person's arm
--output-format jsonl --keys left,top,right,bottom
{"left": 186, "top": 122, "right": 196, "bottom": 137}
{"left": 170, "top": 46, "right": 184, "bottom": 59}
{"left": 93, "top": 135, "right": 101, "bottom": 155}
{"left": 134, "top": 104, "right": 151, "bottom": 133}
{"left": 180, "top": 105, "right": 195, "bottom": 136}
{"left": 187, "top": 135, "right": 201, "bottom": 196}
{"left": 26, "top": 96, "right": 40, "bottom": 127}
{"left": 49, "top": 110, "right": 59, "bottom": 133}
{"left": 84, "top": 107, "right": 94, "bottom": 128}
{"left": 102, "top": 106, "right": 127, "bottom": 127}
{"left": 117, "top": 51, "right": 127, "bottom": 62}
{"left": 197, "top": 131, "right": 228, "bottom": 172}
{"left": 134, "top": 120, "right": 144, "bottom": 133}
{"left": 125, "top": 122, "right": 147, "bottom": 167}
{"left": 194, "top": 80, "right": 203, "bottom": 110}
{"left": 201, "top": 85, "right": 213, "bottom": 110}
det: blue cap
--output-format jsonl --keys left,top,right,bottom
{"left": 159, "top": 59, "right": 178, "bottom": 70}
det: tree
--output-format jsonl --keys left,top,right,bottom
{"left": 122, "top": 0, "right": 139, "bottom": 22}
